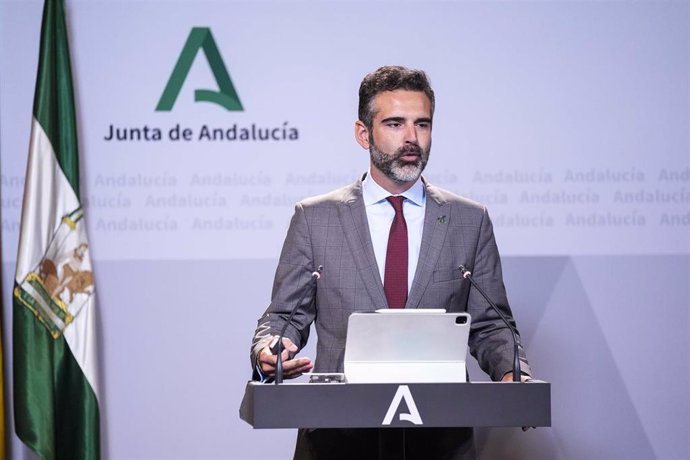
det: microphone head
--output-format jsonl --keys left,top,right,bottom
{"left": 459, "top": 265, "right": 472, "bottom": 278}
{"left": 312, "top": 265, "right": 324, "bottom": 280}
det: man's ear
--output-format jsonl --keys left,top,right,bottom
{"left": 354, "top": 120, "right": 370, "bottom": 149}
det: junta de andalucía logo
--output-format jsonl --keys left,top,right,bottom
{"left": 156, "top": 27, "right": 243, "bottom": 112}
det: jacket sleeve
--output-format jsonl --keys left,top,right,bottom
{"left": 466, "top": 207, "right": 532, "bottom": 381}
{"left": 250, "top": 202, "right": 317, "bottom": 380}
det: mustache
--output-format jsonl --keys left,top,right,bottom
{"left": 395, "top": 144, "right": 422, "bottom": 158}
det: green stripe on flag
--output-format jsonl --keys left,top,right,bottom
{"left": 33, "top": 0, "right": 80, "bottom": 198}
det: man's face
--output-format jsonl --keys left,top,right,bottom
{"left": 357, "top": 90, "right": 432, "bottom": 188}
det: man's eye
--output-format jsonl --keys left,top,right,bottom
{"left": 387, "top": 122, "right": 401, "bottom": 128}
{"left": 416, "top": 122, "right": 431, "bottom": 129}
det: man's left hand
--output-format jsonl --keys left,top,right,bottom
{"left": 500, "top": 372, "right": 532, "bottom": 383}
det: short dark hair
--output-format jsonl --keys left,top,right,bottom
{"left": 358, "top": 66, "right": 435, "bottom": 129}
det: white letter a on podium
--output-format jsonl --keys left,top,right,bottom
{"left": 382, "top": 385, "right": 423, "bottom": 425}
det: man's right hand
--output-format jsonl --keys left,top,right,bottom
{"left": 258, "top": 337, "right": 313, "bottom": 379}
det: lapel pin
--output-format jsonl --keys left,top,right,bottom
{"left": 437, "top": 215, "right": 447, "bottom": 224}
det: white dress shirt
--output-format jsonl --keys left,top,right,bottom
{"left": 361, "top": 171, "right": 426, "bottom": 296}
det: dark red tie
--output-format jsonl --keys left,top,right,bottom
{"left": 384, "top": 196, "right": 408, "bottom": 308}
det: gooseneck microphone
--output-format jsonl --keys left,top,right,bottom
{"left": 270, "top": 265, "right": 323, "bottom": 384}
{"left": 459, "top": 265, "right": 522, "bottom": 382}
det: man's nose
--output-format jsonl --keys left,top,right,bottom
{"left": 403, "top": 123, "right": 418, "bottom": 144}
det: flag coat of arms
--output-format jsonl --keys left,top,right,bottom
{"left": 13, "top": 0, "right": 100, "bottom": 458}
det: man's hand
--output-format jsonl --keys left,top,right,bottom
{"left": 500, "top": 372, "right": 532, "bottom": 383}
{"left": 258, "top": 337, "right": 313, "bottom": 379}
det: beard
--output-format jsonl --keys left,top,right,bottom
{"left": 369, "top": 139, "right": 430, "bottom": 184}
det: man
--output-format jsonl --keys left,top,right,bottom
{"left": 251, "top": 66, "right": 532, "bottom": 459}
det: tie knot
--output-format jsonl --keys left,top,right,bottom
{"left": 386, "top": 196, "right": 405, "bottom": 214}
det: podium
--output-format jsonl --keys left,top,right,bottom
{"left": 240, "top": 381, "right": 551, "bottom": 429}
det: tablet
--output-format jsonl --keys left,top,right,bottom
{"left": 344, "top": 310, "right": 471, "bottom": 383}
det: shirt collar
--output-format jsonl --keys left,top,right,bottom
{"left": 362, "top": 169, "right": 425, "bottom": 207}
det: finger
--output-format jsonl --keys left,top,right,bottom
{"left": 282, "top": 358, "right": 313, "bottom": 376}
{"left": 282, "top": 357, "right": 312, "bottom": 372}
{"left": 284, "top": 362, "right": 314, "bottom": 378}
{"left": 260, "top": 352, "right": 310, "bottom": 376}
{"left": 259, "top": 363, "right": 275, "bottom": 375}
{"left": 281, "top": 338, "right": 298, "bottom": 353}
{"left": 259, "top": 350, "right": 276, "bottom": 364}
{"left": 258, "top": 349, "right": 278, "bottom": 374}
{"left": 262, "top": 359, "right": 310, "bottom": 378}
{"left": 269, "top": 337, "right": 298, "bottom": 354}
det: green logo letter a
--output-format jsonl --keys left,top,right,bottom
{"left": 156, "top": 27, "right": 243, "bottom": 111}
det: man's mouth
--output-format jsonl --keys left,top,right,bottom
{"left": 397, "top": 147, "right": 422, "bottom": 162}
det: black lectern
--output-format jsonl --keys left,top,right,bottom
{"left": 240, "top": 381, "right": 550, "bottom": 429}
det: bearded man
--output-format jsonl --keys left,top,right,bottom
{"left": 250, "top": 65, "right": 532, "bottom": 460}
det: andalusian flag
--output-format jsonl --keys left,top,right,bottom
{"left": 13, "top": 0, "right": 100, "bottom": 458}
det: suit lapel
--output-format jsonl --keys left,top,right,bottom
{"left": 407, "top": 181, "right": 449, "bottom": 308}
{"left": 339, "top": 180, "right": 388, "bottom": 309}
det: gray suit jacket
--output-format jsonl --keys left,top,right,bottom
{"left": 252, "top": 175, "right": 531, "bottom": 381}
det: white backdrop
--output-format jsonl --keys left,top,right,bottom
{"left": 1, "top": 1, "right": 688, "bottom": 459}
